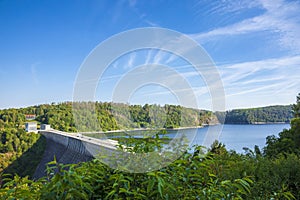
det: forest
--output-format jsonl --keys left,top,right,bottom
{"left": 0, "top": 102, "right": 294, "bottom": 175}
{"left": 0, "top": 96, "right": 299, "bottom": 199}
{"left": 216, "top": 105, "right": 293, "bottom": 124}
{"left": 1, "top": 102, "right": 219, "bottom": 133}
{"left": 0, "top": 102, "right": 218, "bottom": 176}
{"left": 0, "top": 103, "right": 292, "bottom": 133}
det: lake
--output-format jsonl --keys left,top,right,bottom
{"left": 85, "top": 124, "right": 291, "bottom": 153}
{"left": 153, "top": 124, "right": 291, "bottom": 153}
{"left": 196, "top": 124, "right": 290, "bottom": 152}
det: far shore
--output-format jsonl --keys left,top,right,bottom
{"left": 226, "top": 122, "right": 290, "bottom": 125}
{"left": 251, "top": 121, "right": 289, "bottom": 124}
{"left": 81, "top": 122, "right": 289, "bottom": 135}
{"left": 82, "top": 124, "right": 217, "bottom": 135}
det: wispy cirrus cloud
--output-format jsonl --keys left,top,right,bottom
{"left": 162, "top": 55, "right": 300, "bottom": 108}
{"left": 187, "top": 0, "right": 300, "bottom": 108}
{"left": 144, "top": 50, "right": 179, "bottom": 65}
{"left": 191, "top": 0, "right": 300, "bottom": 53}
{"left": 124, "top": 52, "right": 136, "bottom": 69}
{"left": 225, "top": 82, "right": 283, "bottom": 97}
{"left": 220, "top": 55, "right": 300, "bottom": 106}
{"left": 193, "top": 0, "right": 260, "bottom": 17}
{"left": 127, "top": 0, "right": 160, "bottom": 27}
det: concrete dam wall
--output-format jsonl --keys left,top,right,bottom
{"left": 33, "top": 130, "right": 118, "bottom": 179}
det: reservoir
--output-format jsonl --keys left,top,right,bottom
{"left": 195, "top": 124, "right": 290, "bottom": 152}
{"left": 85, "top": 124, "right": 291, "bottom": 153}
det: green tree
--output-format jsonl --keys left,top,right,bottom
{"left": 293, "top": 93, "right": 300, "bottom": 118}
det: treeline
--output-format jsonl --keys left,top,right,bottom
{"left": 0, "top": 94, "right": 300, "bottom": 199}
{"left": 0, "top": 102, "right": 217, "bottom": 132}
{"left": 73, "top": 102, "right": 218, "bottom": 131}
{"left": 216, "top": 105, "right": 293, "bottom": 124}
{"left": 0, "top": 102, "right": 216, "bottom": 175}
{"left": 0, "top": 102, "right": 294, "bottom": 177}
{"left": 0, "top": 103, "right": 293, "bottom": 133}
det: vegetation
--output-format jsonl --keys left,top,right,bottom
{"left": 1, "top": 102, "right": 218, "bottom": 133}
{"left": 0, "top": 102, "right": 292, "bottom": 134}
{"left": 216, "top": 105, "right": 293, "bottom": 124}
{"left": 264, "top": 96, "right": 300, "bottom": 158}
{"left": 0, "top": 94, "right": 299, "bottom": 199}
{"left": 0, "top": 124, "right": 45, "bottom": 179}
{"left": 78, "top": 102, "right": 218, "bottom": 130}
{"left": 0, "top": 102, "right": 216, "bottom": 178}
{"left": 3, "top": 135, "right": 46, "bottom": 178}
{"left": 0, "top": 132, "right": 299, "bottom": 199}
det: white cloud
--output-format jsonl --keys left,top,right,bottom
{"left": 219, "top": 55, "right": 300, "bottom": 108}
{"left": 222, "top": 55, "right": 300, "bottom": 81}
{"left": 165, "top": 53, "right": 178, "bottom": 64}
{"left": 145, "top": 50, "right": 153, "bottom": 65}
{"left": 144, "top": 50, "right": 177, "bottom": 65}
{"left": 153, "top": 50, "right": 165, "bottom": 64}
{"left": 125, "top": 52, "right": 136, "bottom": 69}
{"left": 160, "top": 55, "right": 300, "bottom": 109}
{"left": 226, "top": 82, "right": 283, "bottom": 97}
{"left": 144, "top": 20, "right": 160, "bottom": 27}
{"left": 194, "top": 0, "right": 260, "bottom": 16}
{"left": 140, "top": 85, "right": 208, "bottom": 99}
{"left": 239, "top": 76, "right": 284, "bottom": 85}
{"left": 191, "top": 0, "right": 300, "bottom": 53}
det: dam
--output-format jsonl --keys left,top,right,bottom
{"left": 33, "top": 129, "right": 119, "bottom": 179}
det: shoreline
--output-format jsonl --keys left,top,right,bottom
{"left": 82, "top": 125, "right": 205, "bottom": 135}
{"left": 82, "top": 124, "right": 225, "bottom": 135}
{"left": 251, "top": 122, "right": 289, "bottom": 124}
{"left": 226, "top": 122, "right": 290, "bottom": 125}
{"left": 82, "top": 122, "right": 289, "bottom": 135}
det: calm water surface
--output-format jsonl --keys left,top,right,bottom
{"left": 161, "top": 124, "right": 290, "bottom": 152}
{"left": 86, "top": 124, "right": 290, "bottom": 153}
{"left": 205, "top": 124, "right": 290, "bottom": 152}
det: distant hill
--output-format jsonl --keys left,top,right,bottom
{"left": 0, "top": 103, "right": 293, "bottom": 132}
{"left": 216, "top": 105, "right": 293, "bottom": 124}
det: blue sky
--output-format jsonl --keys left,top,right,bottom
{"left": 0, "top": 0, "right": 299, "bottom": 110}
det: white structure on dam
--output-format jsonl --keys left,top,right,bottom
{"left": 40, "top": 124, "right": 51, "bottom": 130}
{"left": 25, "top": 122, "right": 38, "bottom": 133}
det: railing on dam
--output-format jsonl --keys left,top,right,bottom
{"left": 39, "top": 129, "right": 119, "bottom": 150}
